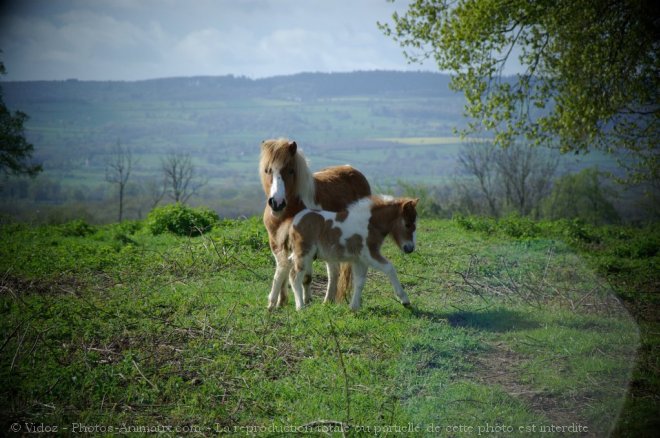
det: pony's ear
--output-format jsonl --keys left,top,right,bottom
{"left": 287, "top": 141, "right": 297, "bottom": 156}
{"left": 402, "top": 198, "right": 419, "bottom": 212}
{"left": 261, "top": 139, "right": 272, "bottom": 152}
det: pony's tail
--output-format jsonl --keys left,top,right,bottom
{"left": 336, "top": 263, "right": 352, "bottom": 303}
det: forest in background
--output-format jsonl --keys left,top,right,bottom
{"left": 0, "top": 71, "right": 655, "bottom": 224}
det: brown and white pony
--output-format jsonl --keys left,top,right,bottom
{"left": 288, "top": 195, "right": 419, "bottom": 311}
{"left": 259, "top": 138, "right": 371, "bottom": 309}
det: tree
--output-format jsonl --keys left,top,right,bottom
{"left": 0, "top": 60, "right": 42, "bottom": 178}
{"left": 495, "top": 143, "right": 558, "bottom": 216}
{"left": 457, "top": 141, "right": 499, "bottom": 216}
{"left": 105, "top": 141, "right": 133, "bottom": 222}
{"left": 456, "top": 141, "right": 557, "bottom": 217}
{"left": 541, "top": 168, "right": 620, "bottom": 224}
{"left": 381, "top": 0, "right": 659, "bottom": 184}
{"left": 161, "top": 152, "right": 206, "bottom": 204}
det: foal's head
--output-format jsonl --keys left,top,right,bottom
{"left": 389, "top": 198, "right": 419, "bottom": 254}
{"left": 259, "top": 139, "right": 314, "bottom": 217}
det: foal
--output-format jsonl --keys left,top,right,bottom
{"left": 287, "top": 195, "right": 418, "bottom": 311}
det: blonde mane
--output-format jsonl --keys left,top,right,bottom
{"left": 293, "top": 148, "right": 317, "bottom": 209}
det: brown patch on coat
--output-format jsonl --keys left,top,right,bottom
{"left": 364, "top": 196, "right": 419, "bottom": 263}
{"left": 290, "top": 213, "right": 366, "bottom": 262}
{"left": 314, "top": 165, "right": 371, "bottom": 211}
{"left": 335, "top": 210, "right": 349, "bottom": 222}
{"left": 366, "top": 201, "right": 400, "bottom": 263}
{"left": 345, "top": 234, "right": 364, "bottom": 255}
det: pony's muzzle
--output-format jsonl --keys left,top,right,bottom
{"left": 403, "top": 243, "right": 415, "bottom": 254}
{"left": 268, "top": 197, "right": 287, "bottom": 212}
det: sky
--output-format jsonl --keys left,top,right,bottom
{"left": 0, "top": 0, "right": 440, "bottom": 81}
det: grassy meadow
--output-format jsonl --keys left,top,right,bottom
{"left": 1, "top": 215, "right": 652, "bottom": 436}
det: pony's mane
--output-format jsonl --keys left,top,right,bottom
{"left": 293, "top": 148, "right": 317, "bottom": 209}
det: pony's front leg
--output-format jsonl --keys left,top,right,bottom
{"left": 302, "top": 263, "right": 313, "bottom": 305}
{"left": 324, "top": 262, "right": 339, "bottom": 303}
{"left": 349, "top": 262, "right": 368, "bottom": 311}
{"left": 369, "top": 258, "right": 411, "bottom": 307}
{"left": 289, "top": 254, "right": 312, "bottom": 310}
{"left": 268, "top": 253, "right": 291, "bottom": 310}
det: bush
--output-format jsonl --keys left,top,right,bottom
{"left": 59, "top": 219, "right": 95, "bottom": 237}
{"left": 147, "top": 204, "right": 219, "bottom": 236}
{"left": 499, "top": 214, "right": 540, "bottom": 239}
{"left": 453, "top": 214, "right": 496, "bottom": 234}
{"left": 541, "top": 168, "right": 620, "bottom": 225}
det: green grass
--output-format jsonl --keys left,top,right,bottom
{"left": 0, "top": 217, "right": 646, "bottom": 435}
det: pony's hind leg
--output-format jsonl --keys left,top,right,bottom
{"left": 324, "top": 262, "right": 339, "bottom": 303}
{"left": 349, "top": 262, "right": 368, "bottom": 311}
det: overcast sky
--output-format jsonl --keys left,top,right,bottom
{"left": 0, "top": 0, "right": 441, "bottom": 81}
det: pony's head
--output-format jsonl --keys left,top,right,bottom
{"left": 390, "top": 198, "right": 419, "bottom": 254}
{"left": 259, "top": 139, "right": 315, "bottom": 217}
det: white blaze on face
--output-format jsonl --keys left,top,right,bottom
{"left": 269, "top": 169, "right": 286, "bottom": 207}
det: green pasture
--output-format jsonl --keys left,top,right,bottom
{"left": 0, "top": 216, "right": 645, "bottom": 435}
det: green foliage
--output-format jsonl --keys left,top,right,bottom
{"left": 498, "top": 214, "right": 540, "bottom": 239}
{"left": 396, "top": 180, "right": 445, "bottom": 217}
{"left": 453, "top": 213, "right": 496, "bottom": 234}
{"left": 381, "top": 0, "right": 659, "bottom": 184}
{"left": 146, "top": 203, "right": 219, "bottom": 236}
{"left": 58, "top": 219, "right": 95, "bottom": 237}
{"left": 542, "top": 168, "right": 620, "bottom": 225}
{"left": 0, "top": 60, "right": 42, "bottom": 177}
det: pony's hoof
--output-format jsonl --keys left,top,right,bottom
{"left": 402, "top": 302, "right": 412, "bottom": 309}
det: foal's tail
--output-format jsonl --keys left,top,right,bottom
{"left": 336, "top": 263, "right": 353, "bottom": 303}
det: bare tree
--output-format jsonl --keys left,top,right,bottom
{"left": 456, "top": 141, "right": 558, "bottom": 217}
{"left": 144, "top": 176, "right": 166, "bottom": 210}
{"left": 457, "top": 141, "right": 500, "bottom": 216}
{"left": 105, "top": 141, "right": 133, "bottom": 222}
{"left": 161, "top": 152, "right": 206, "bottom": 204}
{"left": 495, "top": 143, "right": 558, "bottom": 216}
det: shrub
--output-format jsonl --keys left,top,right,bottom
{"left": 453, "top": 214, "right": 496, "bottom": 234}
{"left": 147, "top": 204, "right": 219, "bottom": 236}
{"left": 498, "top": 214, "right": 540, "bottom": 239}
{"left": 541, "top": 168, "right": 620, "bottom": 225}
{"left": 59, "top": 219, "right": 95, "bottom": 237}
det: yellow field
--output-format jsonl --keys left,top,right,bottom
{"left": 370, "top": 136, "right": 463, "bottom": 145}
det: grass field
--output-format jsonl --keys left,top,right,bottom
{"left": 1, "top": 215, "right": 651, "bottom": 436}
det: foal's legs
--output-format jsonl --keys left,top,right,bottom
{"left": 368, "top": 257, "right": 411, "bottom": 307}
{"left": 268, "top": 252, "right": 291, "bottom": 310}
{"left": 324, "top": 262, "right": 340, "bottom": 303}
{"left": 349, "top": 261, "right": 368, "bottom": 311}
{"left": 302, "top": 263, "right": 313, "bottom": 305}
{"left": 290, "top": 254, "right": 314, "bottom": 310}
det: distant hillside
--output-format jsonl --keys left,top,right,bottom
{"left": 0, "top": 70, "right": 629, "bottom": 223}
{"left": 1, "top": 70, "right": 454, "bottom": 104}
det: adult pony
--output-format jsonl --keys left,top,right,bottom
{"left": 289, "top": 195, "right": 419, "bottom": 311}
{"left": 259, "top": 138, "right": 371, "bottom": 309}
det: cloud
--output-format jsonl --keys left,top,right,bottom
{"left": 0, "top": 0, "right": 437, "bottom": 81}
